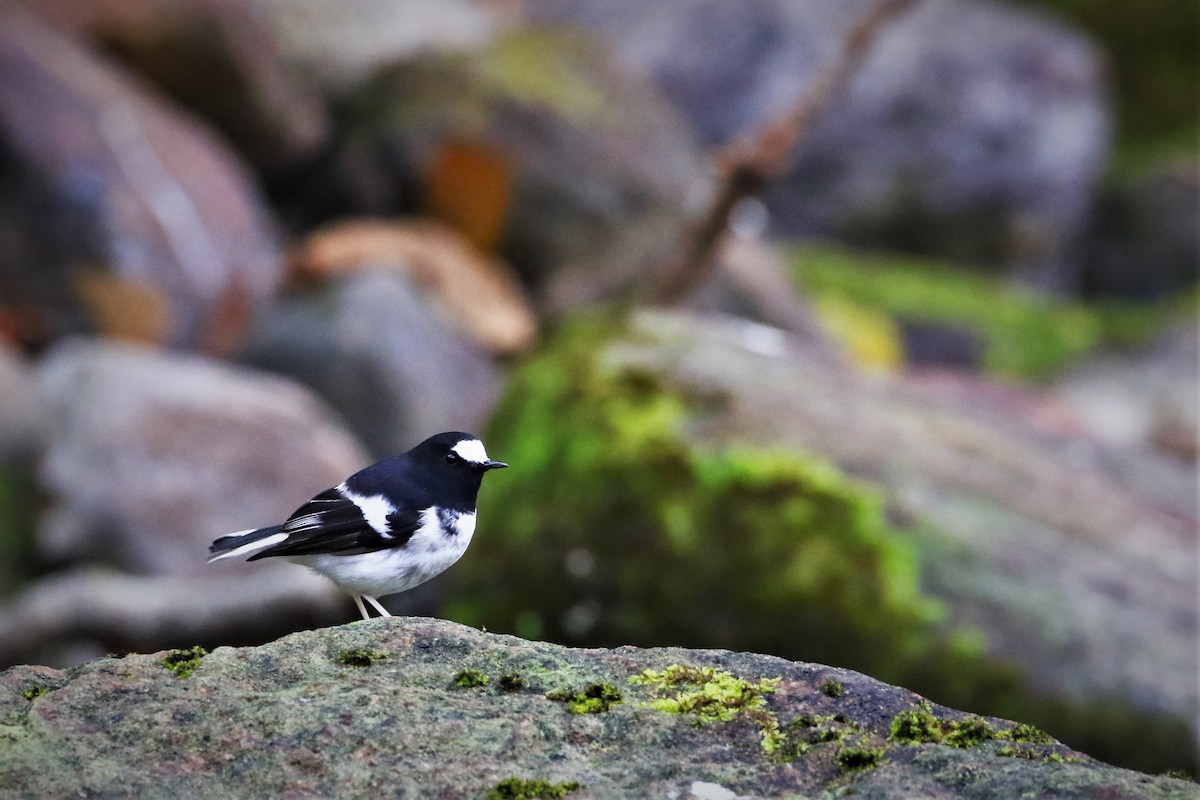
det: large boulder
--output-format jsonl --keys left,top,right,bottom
{"left": 240, "top": 269, "right": 503, "bottom": 459}
{"left": 527, "top": 0, "right": 1111, "bottom": 286}
{"left": 0, "top": 10, "right": 282, "bottom": 350}
{"left": 36, "top": 339, "right": 369, "bottom": 576}
{"left": 0, "top": 339, "right": 44, "bottom": 464}
{"left": 0, "top": 617, "right": 1191, "bottom": 798}
{"left": 0, "top": 339, "right": 370, "bottom": 666}
{"left": 9, "top": 0, "right": 329, "bottom": 177}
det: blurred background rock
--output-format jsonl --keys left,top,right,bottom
{"left": 0, "top": 0, "right": 1194, "bottom": 779}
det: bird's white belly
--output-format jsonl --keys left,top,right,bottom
{"left": 291, "top": 509, "right": 475, "bottom": 597}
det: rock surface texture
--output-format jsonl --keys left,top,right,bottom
{"left": 0, "top": 617, "right": 1192, "bottom": 799}
{"left": 0, "top": 10, "right": 282, "bottom": 349}
{"left": 528, "top": 0, "right": 1110, "bottom": 284}
{"left": 603, "top": 311, "right": 1197, "bottom": 746}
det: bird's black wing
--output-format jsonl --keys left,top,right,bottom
{"left": 248, "top": 487, "right": 424, "bottom": 559}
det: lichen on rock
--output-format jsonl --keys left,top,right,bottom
{"left": 0, "top": 617, "right": 1186, "bottom": 798}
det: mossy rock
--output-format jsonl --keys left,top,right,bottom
{"left": 452, "top": 316, "right": 965, "bottom": 690}
{"left": 3, "top": 617, "right": 1186, "bottom": 797}
{"left": 787, "top": 242, "right": 1184, "bottom": 380}
{"left": 452, "top": 312, "right": 1197, "bottom": 777}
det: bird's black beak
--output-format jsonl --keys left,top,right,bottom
{"left": 481, "top": 460, "right": 508, "bottom": 471}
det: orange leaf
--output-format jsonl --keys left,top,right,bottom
{"left": 72, "top": 269, "right": 170, "bottom": 346}
{"left": 424, "top": 139, "right": 511, "bottom": 254}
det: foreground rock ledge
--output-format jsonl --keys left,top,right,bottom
{"left": 0, "top": 618, "right": 1191, "bottom": 799}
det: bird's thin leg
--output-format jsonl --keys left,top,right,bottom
{"left": 363, "top": 595, "right": 392, "bottom": 617}
{"left": 352, "top": 594, "right": 371, "bottom": 620}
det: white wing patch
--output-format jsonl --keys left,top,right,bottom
{"left": 451, "top": 438, "right": 489, "bottom": 465}
{"left": 337, "top": 483, "right": 396, "bottom": 537}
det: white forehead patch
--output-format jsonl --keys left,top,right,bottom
{"left": 452, "top": 438, "right": 489, "bottom": 465}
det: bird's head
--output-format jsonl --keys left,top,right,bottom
{"left": 414, "top": 431, "right": 508, "bottom": 478}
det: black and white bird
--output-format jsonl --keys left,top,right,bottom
{"left": 208, "top": 431, "right": 507, "bottom": 620}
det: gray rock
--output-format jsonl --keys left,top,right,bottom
{"left": 0, "top": 617, "right": 1190, "bottom": 798}
{"left": 1081, "top": 159, "right": 1200, "bottom": 299}
{"left": 36, "top": 338, "right": 369, "bottom": 576}
{"left": 0, "top": 340, "right": 44, "bottom": 464}
{"left": 247, "top": 0, "right": 508, "bottom": 92}
{"left": 1055, "top": 323, "right": 1199, "bottom": 486}
{"left": 22, "top": 0, "right": 332, "bottom": 178}
{"left": 0, "top": 10, "right": 283, "bottom": 349}
{"left": 318, "top": 29, "right": 713, "bottom": 313}
{"left": 240, "top": 269, "right": 502, "bottom": 459}
{"left": 527, "top": 0, "right": 1110, "bottom": 285}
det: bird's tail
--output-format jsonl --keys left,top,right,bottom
{"left": 208, "top": 525, "right": 287, "bottom": 563}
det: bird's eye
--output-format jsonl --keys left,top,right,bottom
{"left": 445, "top": 452, "right": 461, "bottom": 465}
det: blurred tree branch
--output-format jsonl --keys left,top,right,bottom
{"left": 654, "top": 0, "right": 919, "bottom": 305}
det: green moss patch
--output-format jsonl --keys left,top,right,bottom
{"left": 788, "top": 244, "right": 1183, "bottom": 380}
{"left": 889, "top": 701, "right": 995, "bottom": 748}
{"left": 820, "top": 679, "right": 844, "bottom": 698}
{"left": 161, "top": 646, "right": 207, "bottom": 679}
{"left": 546, "top": 683, "right": 622, "bottom": 714}
{"left": 487, "top": 777, "right": 581, "bottom": 800}
{"left": 773, "top": 714, "right": 864, "bottom": 762}
{"left": 453, "top": 669, "right": 489, "bottom": 688}
{"left": 630, "top": 666, "right": 778, "bottom": 723}
{"left": 21, "top": 685, "right": 48, "bottom": 701}
{"left": 998, "top": 722, "right": 1054, "bottom": 745}
{"left": 631, "top": 665, "right": 801, "bottom": 756}
{"left": 338, "top": 648, "right": 387, "bottom": 667}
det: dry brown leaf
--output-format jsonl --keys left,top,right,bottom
{"left": 72, "top": 269, "right": 171, "bottom": 346}
{"left": 294, "top": 218, "right": 536, "bottom": 355}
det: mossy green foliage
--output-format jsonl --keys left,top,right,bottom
{"left": 487, "top": 777, "right": 581, "bottom": 800}
{"left": 452, "top": 669, "right": 489, "bottom": 688}
{"left": 161, "top": 646, "right": 207, "bottom": 679}
{"left": 790, "top": 244, "right": 1192, "bottom": 380}
{"left": 998, "top": 722, "right": 1054, "bottom": 745}
{"left": 631, "top": 666, "right": 783, "bottom": 752}
{"left": 337, "top": 648, "right": 387, "bottom": 667}
{"left": 820, "top": 679, "right": 844, "bottom": 698}
{"left": 889, "top": 701, "right": 995, "bottom": 748}
{"left": 545, "top": 683, "right": 622, "bottom": 715}
{"left": 774, "top": 714, "right": 864, "bottom": 762}
{"left": 630, "top": 666, "right": 778, "bottom": 723}
{"left": 995, "top": 744, "right": 1078, "bottom": 764}
{"left": 789, "top": 244, "right": 1104, "bottom": 380}
{"left": 628, "top": 665, "right": 873, "bottom": 760}
{"left": 452, "top": 317, "right": 956, "bottom": 693}
{"left": 22, "top": 685, "right": 48, "bottom": 701}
